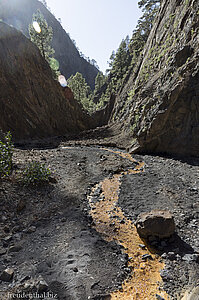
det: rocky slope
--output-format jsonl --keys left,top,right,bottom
{"left": 110, "top": 0, "right": 199, "bottom": 157}
{"left": 0, "top": 22, "right": 97, "bottom": 141}
{"left": 0, "top": 0, "right": 98, "bottom": 88}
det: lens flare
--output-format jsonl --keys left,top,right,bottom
{"left": 58, "top": 75, "right": 67, "bottom": 87}
{"left": 33, "top": 21, "right": 41, "bottom": 33}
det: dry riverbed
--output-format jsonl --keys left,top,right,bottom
{"left": 0, "top": 145, "right": 198, "bottom": 299}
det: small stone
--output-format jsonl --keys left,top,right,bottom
{"left": 139, "top": 244, "right": 146, "bottom": 250}
{"left": 61, "top": 217, "right": 67, "bottom": 223}
{"left": 48, "top": 176, "right": 57, "bottom": 184}
{"left": 142, "top": 254, "right": 153, "bottom": 261}
{"left": 4, "top": 236, "right": 12, "bottom": 242}
{"left": 16, "top": 199, "right": 26, "bottom": 212}
{"left": 161, "top": 253, "right": 168, "bottom": 259}
{"left": 3, "top": 225, "right": 10, "bottom": 233}
{"left": 168, "top": 252, "right": 176, "bottom": 260}
{"left": 12, "top": 226, "right": 21, "bottom": 233}
{"left": 176, "top": 254, "right": 181, "bottom": 261}
{"left": 0, "top": 268, "right": 14, "bottom": 281}
{"left": 1, "top": 216, "right": 7, "bottom": 222}
{"left": 0, "top": 248, "right": 7, "bottom": 256}
{"left": 140, "top": 263, "right": 146, "bottom": 269}
{"left": 8, "top": 244, "right": 22, "bottom": 253}
{"left": 20, "top": 275, "right": 31, "bottom": 283}
{"left": 73, "top": 267, "right": 78, "bottom": 272}
{"left": 26, "top": 226, "right": 36, "bottom": 234}
{"left": 37, "top": 279, "right": 48, "bottom": 293}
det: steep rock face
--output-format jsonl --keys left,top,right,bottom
{"left": 0, "top": 23, "right": 94, "bottom": 141}
{"left": 111, "top": 0, "right": 199, "bottom": 157}
{"left": 0, "top": 0, "right": 98, "bottom": 88}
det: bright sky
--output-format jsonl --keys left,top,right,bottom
{"left": 46, "top": 0, "right": 142, "bottom": 73}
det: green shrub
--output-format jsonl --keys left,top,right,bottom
{"left": 0, "top": 132, "right": 13, "bottom": 178}
{"left": 22, "top": 161, "right": 51, "bottom": 185}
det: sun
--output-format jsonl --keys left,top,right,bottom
{"left": 32, "top": 21, "right": 41, "bottom": 33}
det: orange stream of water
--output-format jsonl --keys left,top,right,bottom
{"left": 88, "top": 149, "right": 170, "bottom": 300}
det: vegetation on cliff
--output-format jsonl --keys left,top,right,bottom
{"left": 94, "top": 0, "right": 161, "bottom": 105}
{"left": 29, "top": 10, "right": 60, "bottom": 79}
{"left": 0, "top": 0, "right": 98, "bottom": 88}
{"left": 70, "top": 0, "right": 160, "bottom": 114}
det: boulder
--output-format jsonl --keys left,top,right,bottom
{"left": 135, "top": 210, "right": 175, "bottom": 239}
{"left": 181, "top": 287, "right": 199, "bottom": 300}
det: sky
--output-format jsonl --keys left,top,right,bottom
{"left": 46, "top": 0, "right": 142, "bottom": 73}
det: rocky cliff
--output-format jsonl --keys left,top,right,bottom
{"left": 0, "top": 0, "right": 98, "bottom": 89}
{"left": 0, "top": 22, "right": 96, "bottom": 141}
{"left": 110, "top": 0, "right": 199, "bottom": 157}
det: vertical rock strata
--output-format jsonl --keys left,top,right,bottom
{"left": 0, "top": 23, "right": 92, "bottom": 140}
{"left": 111, "top": 0, "right": 199, "bottom": 157}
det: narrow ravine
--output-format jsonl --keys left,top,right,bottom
{"left": 88, "top": 148, "right": 170, "bottom": 300}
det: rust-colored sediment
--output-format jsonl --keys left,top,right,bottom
{"left": 88, "top": 149, "right": 170, "bottom": 300}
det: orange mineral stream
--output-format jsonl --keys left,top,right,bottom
{"left": 88, "top": 149, "right": 170, "bottom": 300}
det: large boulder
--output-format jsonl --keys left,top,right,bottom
{"left": 135, "top": 210, "right": 175, "bottom": 239}
{"left": 181, "top": 287, "right": 199, "bottom": 300}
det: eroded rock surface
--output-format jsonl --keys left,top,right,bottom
{"left": 110, "top": 0, "right": 199, "bottom": 157}
{"left": 0, "top": 23, "right": 95, "bottom": 141}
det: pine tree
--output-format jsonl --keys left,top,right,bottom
{"left": 96, "top": 1, "right": 161, "bottom": 106}
{"left": 29, "top": 10, "right": 55, "bottom": 61}
{"left": 129, "top": 0, "right": 160, "bottom": 58}
{"left": 40, "top": 0, "right": 47, "bottom": 7}
{"left": 67, "top": 72, "right": 96, "bottom": 113}
{"left": 94, "top": 72, "right": 106, "bottom": 95}
{"left": 110, "top": 36, "right": 131, "bottom": 80}
{"left": 29, "top": 10, "right": 61, "bottom": 78}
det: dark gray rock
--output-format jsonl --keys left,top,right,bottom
{"left": 135, "top": 210, "right": 175, "bottom": 239}
{"left": 0, "top": 268, "right": 14, "bottom": 281}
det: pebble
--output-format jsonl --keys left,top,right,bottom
{"left": 161, "top": 253, "right": 167, "bottom": 259}
{"left": 0, "top": 268, "right": 14, "bottom": 282}
{"left": 37, "top": 279, "right": 49, "bottom": 293}
{"left": 12, "top": 226, "right": 21, "bottom": 233}
{"left": 73, "top": 267, "right": 78, "bottom": 272}
{"left": 4, "top": 235, "right": 12, "bottom": 242}
{"left": 26, "top": 226, "right": 36, "bottom": 234}
{"left": 0, "top": 248, "right": 7, "bottom": 255}
{"left": 8, "top": 244, "right": 22, "bottom": 253}
{"left": 139, "top": 244, "right": 146, "bottom": 250}
{"left": 142, "top": 254, "right": 153, "bottom": 261}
